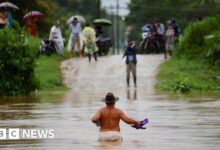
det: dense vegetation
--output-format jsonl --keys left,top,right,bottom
{"left": 127, "top": 0, "right": 220, "bottom": 39}
{"left": 176, "top": 15, "right": 220, "bottom": 64}
{"left": 156, "top": 15, "right": 220, "bottom": 94}
{"left": 0, "top": 28, "right": 39, "bottom": 96}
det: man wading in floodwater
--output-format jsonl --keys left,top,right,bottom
{"left": 91, "top": 93, "right": 140, "bottom": 142}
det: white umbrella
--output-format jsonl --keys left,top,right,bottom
{"left": 0, "top": 2, "right": 19, "bottom": 10}
{"left": 67, "top": 15, "right": 85, "bottom": 24}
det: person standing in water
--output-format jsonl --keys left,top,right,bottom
{"left": 91, "top": 93, "right": 140, "bottom": 142}
{"left": 122, "top": 39, "right": 137, "bottom": 87}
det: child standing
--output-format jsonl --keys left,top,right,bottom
{"left": 165, "top": 24, "right": 174, "bottom": 59}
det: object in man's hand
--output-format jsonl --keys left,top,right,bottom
{"left": 132, "top": 118, "right": 148, "bottom": 129}
{"left": 95, "top": 120, "right": 101, "bottom": 127}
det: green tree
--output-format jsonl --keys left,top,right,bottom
{"left": 127, "top": 0, "right": 220, "bottom": 40}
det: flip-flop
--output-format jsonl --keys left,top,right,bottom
{"left": 132, "top": 118, "right": 149, "bottom": 129}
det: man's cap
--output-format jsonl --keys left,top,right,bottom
{"left": 102, "top": 93, "right": 119, "bottom": 104}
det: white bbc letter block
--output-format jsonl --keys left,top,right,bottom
{"left": 0, "top": 129, "right": 7, "bottom": 140}
{"left": 9, "top": 129, "right": 20, "bottom": 139}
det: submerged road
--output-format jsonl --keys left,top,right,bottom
{"left": 0, "top": 54, "right": 219, "bottom": 150}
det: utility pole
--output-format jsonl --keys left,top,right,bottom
{"left": 97, "top": 0, "right": 101, "bottom": 18}
{"left": 110, "top": 5, "right": 115, "bottom": 54}
{"left": 116, "top": 0, "right": 120, "bottom": 54}
{"left": 106, "top": 4, "right": 128, "bottom": 55}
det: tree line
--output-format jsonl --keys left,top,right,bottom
{"left": 126, "top": 0, "right": 220, "bottom": 38}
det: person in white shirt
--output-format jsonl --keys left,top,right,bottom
{"left": 49, "top": 20, "right": 64, "bottom": 54}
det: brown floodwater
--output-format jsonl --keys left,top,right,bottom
{"left": 0, "top": 55, "right": 220, "bottom": 150}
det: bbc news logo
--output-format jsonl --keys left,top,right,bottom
{"left": 0, "top": 128, "right": 55, "bottom": 140}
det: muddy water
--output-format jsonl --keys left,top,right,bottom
{"left": 0, "top": 55, "right": 220, "bottom": 150}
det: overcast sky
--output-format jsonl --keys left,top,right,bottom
{"left": 101, "top": 0, "right": 130, "bottom": 16}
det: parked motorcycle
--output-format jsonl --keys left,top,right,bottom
{"left": 139, "top": 24, "right": 165, "bottom": 54}
{"left": 93, "top": 19, "right": 112, "bottom": 56}
{"left": 96, "top": 37, "right": 112, "bottom": 56}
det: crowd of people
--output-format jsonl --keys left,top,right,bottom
{"left": 48, "top": 17, "right": 99, "bottom": 62}
{"left": 0, "top": 9, "right": 99, "bottom": 62}
{"left": 141, "top": 18, "right": 181, "bottom": 58}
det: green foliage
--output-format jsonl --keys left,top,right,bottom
{"left": 204, "top": 30, "right": 220, "bottom": 65}
{"left": 25, "top": 36, "right": 40, "bottom": 57}
{"left": 174, "top": 15, "right": 220, "bottom": 64}
{"left": 0, "top": 28, "right": 39, "bottom": 96}
{"left": 173, "top": 76, "right": 203, "bottom": 93}
{"left": 35, "top": 55, "right": 68, "bottom": 93}
{"left": 156, "top": 58, "right": 220, "bottom": 94}
{"left": 127, "top": 0, "right": 220, "bottom": 40}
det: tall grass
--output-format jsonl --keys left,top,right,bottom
{"left": 35, "top": 55, "right": 68, "bottom": 93}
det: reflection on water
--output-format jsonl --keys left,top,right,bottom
{"left": 0, "top": 55, "right": 220, "bottom": 149}
{"left": 0, "top": 91, "right": 220, "bottom": 150}
{"left": 127, "top": 88, "right": 137, "bottom": 100}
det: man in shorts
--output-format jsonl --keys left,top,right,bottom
{"left": 92, "top": 93, "right": 140, "bottom": 142}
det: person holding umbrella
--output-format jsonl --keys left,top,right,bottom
{"left": 0, "top": 10, "right": 7, "bottom": 29}
{"left": 69, "top": 17, "right": 82, "bottom": 58}
{"left": 23, "top": 11, "right": 43, "bottom": 37}
{"left": 25, "top": 19, "right": 37, "bottom": 37}
{"left": 0, "top": 2, "right": 19, "bottom": 28}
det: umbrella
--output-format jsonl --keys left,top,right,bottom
{"left": 67, "top": 15, "right": 85, "bottom": 24}
{"left": 23, "top": 11, "right": 43, "bottom": 21}
{"left": 93, "top": 18, "right": 112, "bottom": 26}
{"left": 0, "top": 2, "right": 19, "bottom": 10}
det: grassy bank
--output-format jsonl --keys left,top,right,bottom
{"left": 35, "top": 54, "right": 68, "bottom": 94}
{"left": 156, "top": 15, "right": 220, "bottom": 96}
{"left": 156, "top": 58, "right": 220, "bottom": 94}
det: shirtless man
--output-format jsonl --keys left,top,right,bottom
{"left": 91, "top": 93, "right": 140, "bottom": 142}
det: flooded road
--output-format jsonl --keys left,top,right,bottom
{"left": 0, "top": 55, "right": 220, "bottom": 150}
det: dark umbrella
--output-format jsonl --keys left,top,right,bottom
{"left": 0, "top": 2, "right": 19, "bottom": 10}
{"left": 93, "top": 18, "right": 112, "bottom": 26}
{"left": 23, "top": 11, "right": 43, "bottom": 21}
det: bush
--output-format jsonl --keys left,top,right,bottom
{"left": 175, "top": 15, "right": 220, "bottom": 60}
{"left": 204, "top": 30, "right": 220, "bottom": 65}
{"left": 0, "top": 28, "right": 39, "bottom": 96}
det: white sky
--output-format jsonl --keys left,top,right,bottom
{"left": 101, "top": 0, "right": 130, "bottom": 16}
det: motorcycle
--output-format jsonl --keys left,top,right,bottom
{"left": 139, "top": 25, "right": 165, "bottom": 54}
{"left": 96, "top": 35, "right": 112, "bottom": 56}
